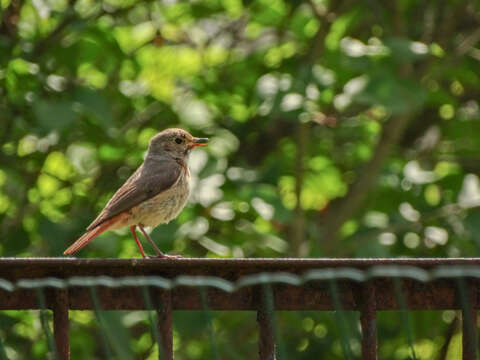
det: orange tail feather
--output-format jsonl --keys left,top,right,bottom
{"left": 64, "top": 212, "right": 129, "bottom": 255}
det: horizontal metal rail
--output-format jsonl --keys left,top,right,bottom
{"left": 0, "top": 257, "right": 479, "bottom": 360}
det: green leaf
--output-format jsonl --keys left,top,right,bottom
{"left": 325, "top": 9, "right": 361, "bottom": 51}
{"left": 33, "top": 100, "right": 77, "bottom": 133}
{"left": 73, "top": 87, "right": 113, "bottom": 128}
{"left": 354, "top": 73, "right": 426, "bottom": 114}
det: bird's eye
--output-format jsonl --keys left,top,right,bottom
{"left": 175, "top": 138, "right": 182, "bottom": 144}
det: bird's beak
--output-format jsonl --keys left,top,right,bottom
{"left": 191, "top": 137, "right": 209, "bottom": 147}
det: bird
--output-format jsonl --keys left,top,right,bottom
{"left": 64, "top": 128, "right": 208, "bottom": 258}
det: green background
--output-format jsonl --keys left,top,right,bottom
{"left": 1, "top": 0, "right": 480, "bottom": 358}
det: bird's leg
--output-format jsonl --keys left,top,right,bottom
{"left": 130, "top": 226, "right": 147, "bottom": 259}
{"left": 138, "top": 225, "right": 182, "bottom": 259}
{"left": 138, "top": 225, "right": 165, "bottom": 257}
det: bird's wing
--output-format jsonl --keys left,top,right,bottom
{"left": 86, "top": 160, "right": 183, "bottom": 231}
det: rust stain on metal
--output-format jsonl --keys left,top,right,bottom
{"left": 52, "top": 289, "right": 70, "bottom": 360}
{"left": 359, "top": 282, "right": 377, "bottom": 360}
{"left": 0, "top": 258, "right": 479, "bottom": 311}
{"left": 257, "top": 287, "right": 276, "bottom": 360}
{"left": 462, "top": 281, "right": 478, "bottom": 360}
{"left": 157, "top": 291, "right": 173, "bottom": 360}
{"left": 1, "top": 258, "right": 480, "bottom": 360}
{"left": 1, "top": 257, "right": 480, "bottom": 279}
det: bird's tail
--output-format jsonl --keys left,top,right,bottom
{"left": 64, "top": 212, "right": 128, "bottom": 255}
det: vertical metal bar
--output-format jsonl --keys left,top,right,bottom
{"left": 462, "top": 281, "right": 477, "bottom": 360}
{"left": 53, "top": 289, "right": 70, "bottom": 360}
{"left": 360, "top": 282, "right": 377, "bottom": 360}
{"left": 257, "top": 308, "right": 275, "bottom": 360}
{"left": 156, "top": 290, "right": 173, "bottom": 360}
{"left": 257, "top": 286, "right": 276, "bottom": 360}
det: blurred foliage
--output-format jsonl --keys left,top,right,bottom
{"left": 1, "top": 0, "right": 480, "bottom": 358}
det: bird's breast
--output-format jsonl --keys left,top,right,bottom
{"left": 133, "top": 168, "right": 190, "bottom": 227}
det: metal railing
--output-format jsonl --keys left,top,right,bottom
{"left": 1, "top": 258, "right": 479, "bottom": 359}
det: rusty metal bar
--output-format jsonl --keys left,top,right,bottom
{"left": 0, "top": 276, "right": 479, "bottom": 311}
{"left": 462, "top": 281, "right": 478, "bottom": 360}
{"left": 53, "top": 289, "right": 70, "bottom": 360}
{"left": 257, "top": 286, "right": 276, "bottom": 360}
{"left": 360, "top": 282, "right": 377, "bottom": 360}
{"left": 2, "top": 257, "right": 480, "bottom": 277}
{"left": 1, "top": 258, "right": 480, "bottom": 311}
{"left": 156, "top": 290, "right": 173, "bottom": 360}
{"left": 3, "top": 258, "right": 480, "bottom": 359}
{"left": 257, "top": 308, "right": 275, "bottom": 360}
{"left": 0, "top": 280, "right": 466, "bottom": 311}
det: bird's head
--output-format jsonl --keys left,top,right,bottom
{"left": 147, "top": 128, "right": 208, "bottom": 160}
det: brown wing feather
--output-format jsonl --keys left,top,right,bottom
{"left": 87, "top": 159, "right": 182, "bottom": 231}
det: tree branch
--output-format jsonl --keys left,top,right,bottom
{"left": 30, "top": 0, "right": 154, "bottom": 58}
{"left": 0, "top": 0, "right": 24, "bottom": 39}
{"left": 30, "top": 0, "right": 78, "bottom": 58}
{"left": 292, "top": 121, "right": 308, "bottom": 256}
{"left": 319, "top": 113, "right": 412, "bottom": 254}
